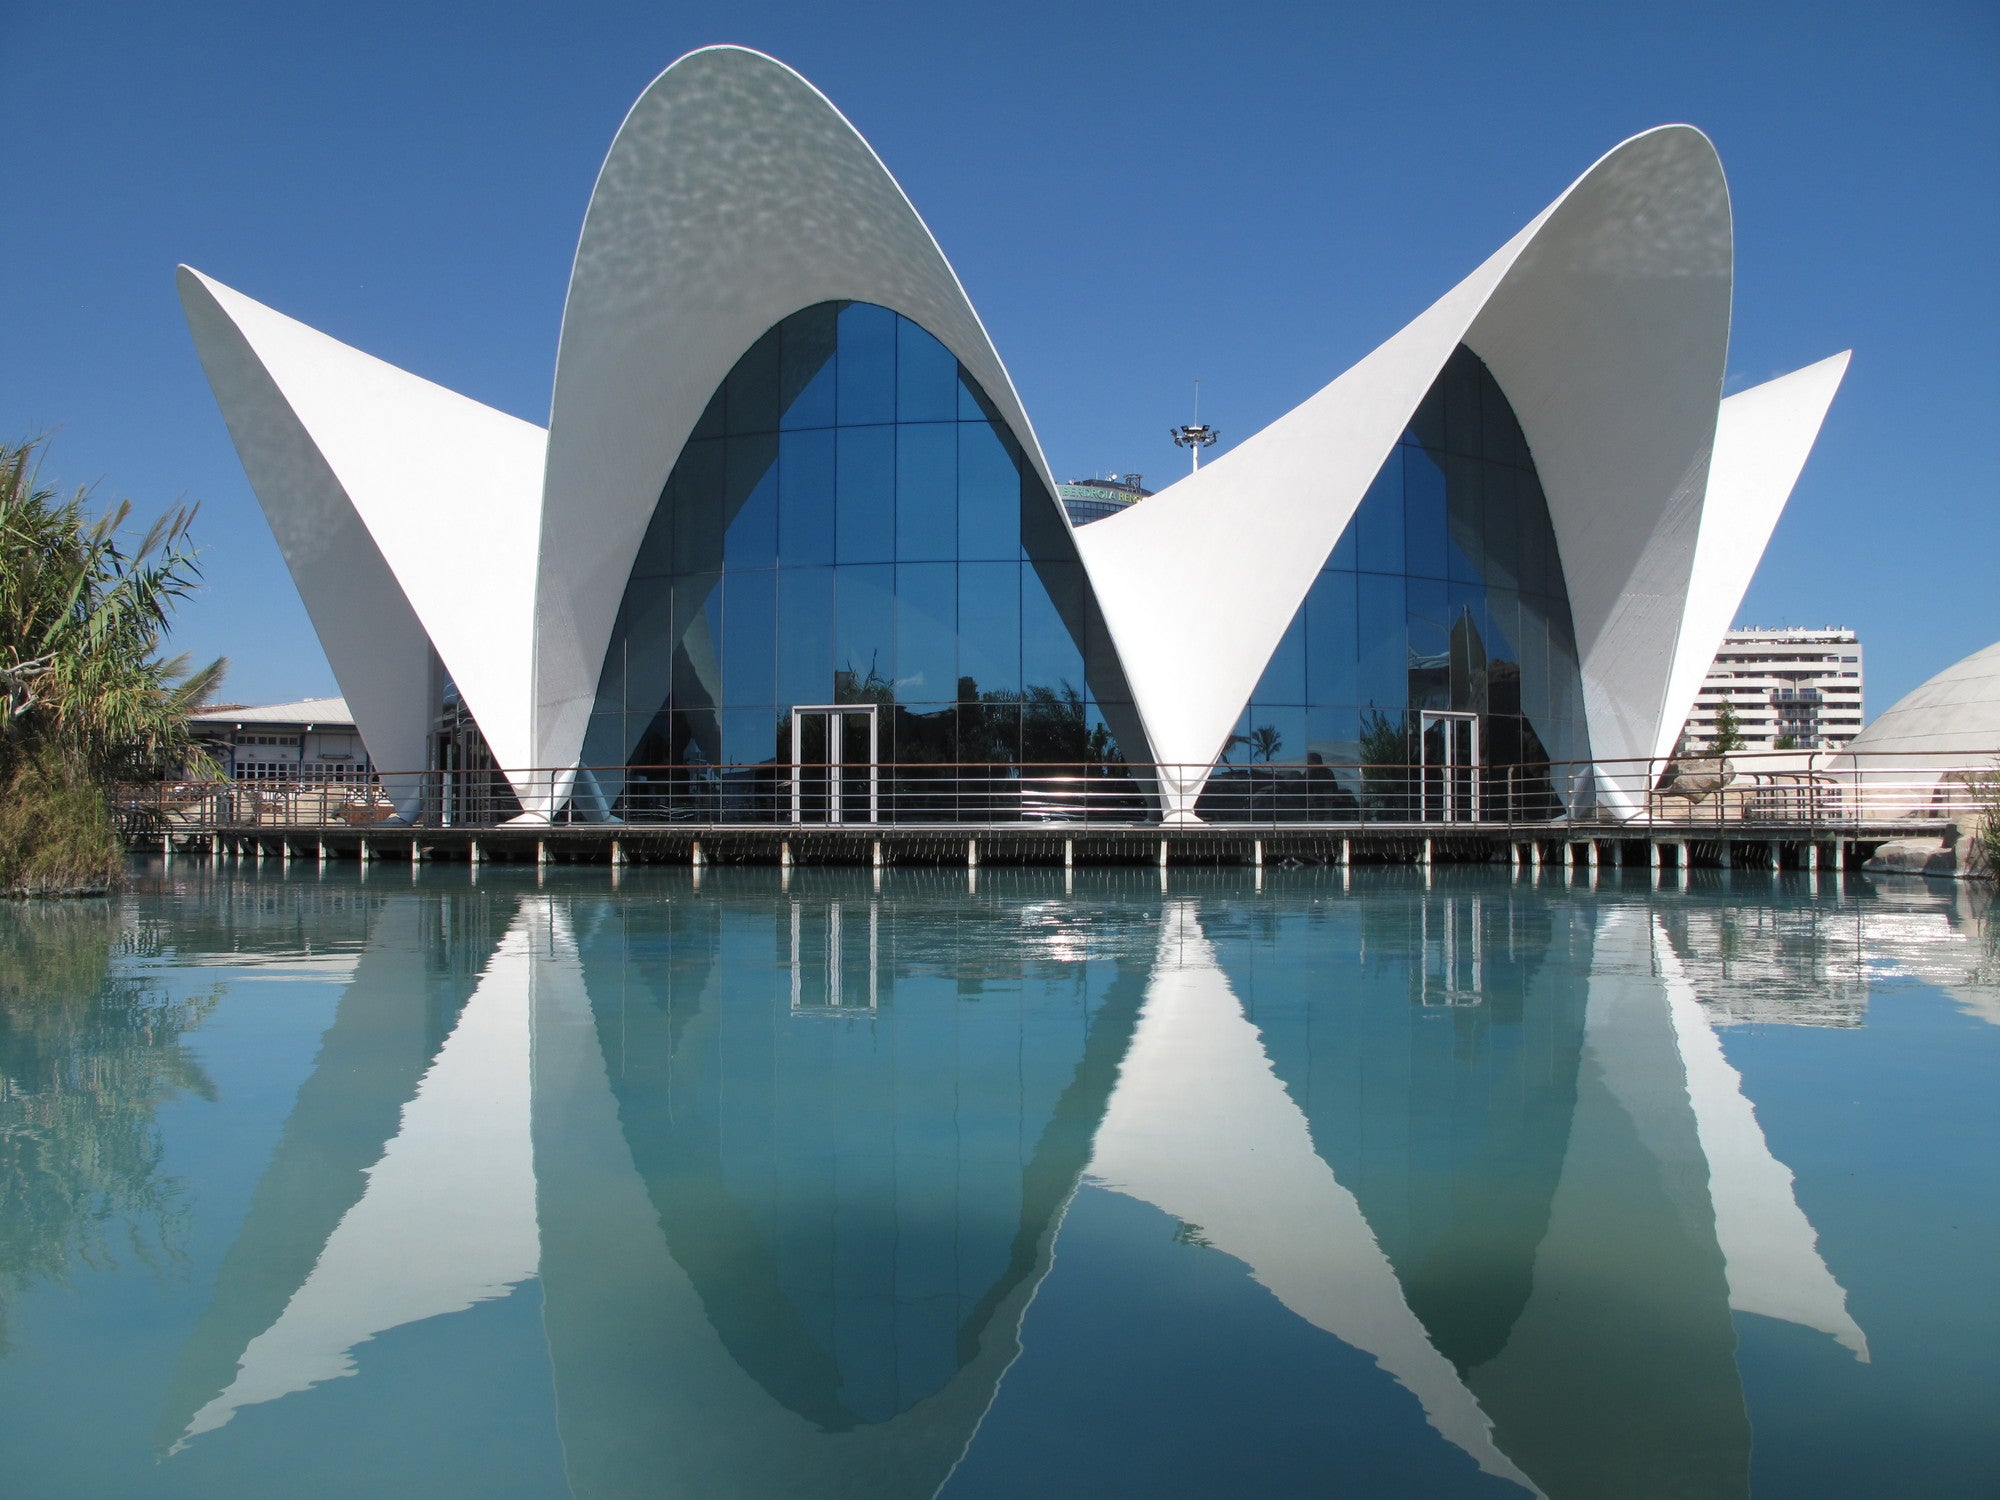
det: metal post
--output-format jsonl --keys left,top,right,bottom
{"left": 1339, "top": 838, "right": 1351, "bottom": 866}
{"left": 691, "top": 839, "right": 705, "bottom": 868}
{"left": 1252, "top": 839, "right": 1263, "bottom": 868}
{"left": 611, "top": 839, "right": 626, "bottom": 866}
{"left": 1809, "top": 842, "right": 1822, "bottom": 873}
{"left": 470, "top": 839, "right": 484, "bottom": 865}
{"left": 1419, "top": 838, "right": 1432, "bottom": 867}
{"left": 162, "top": 833, "right": 173, "bottom": 862}
{"left": 537, "top": 841, "right": 550, "bottom": 867}
{"left": 359, "top": 837, "right": 373, "bottom": 863}
{"left": 967, "top": 838, "right": 978, "bottom": 868}
{"left": 1063, "top": 838, "right": 1073, "bottom": 870}
{"left": 1835, "top": 840, "right": 1847, "bottom": 873}
{"left": 1157, "top": 838, "right": 1169, "bottom": 868}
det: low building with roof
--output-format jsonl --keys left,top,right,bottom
{"left": 188, "top": 697, "right": 376, "bottom": 787}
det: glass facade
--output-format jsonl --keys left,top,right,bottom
{"left": 583, "top": 302, "right": 1139, "bottom": 821}
{"left": 1200, "top": 346, "right": 1585, "bottom": 821}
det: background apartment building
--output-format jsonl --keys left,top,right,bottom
{"left": 1682, "top": 628, "right": 1864, "bottom": 751}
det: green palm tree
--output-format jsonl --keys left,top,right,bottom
{"left": 1, "top": 439, "right": 225, "bottom": 891}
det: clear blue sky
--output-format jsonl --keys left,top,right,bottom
{"left": 3, "top": 0, "right": 1994, "bottom": 718}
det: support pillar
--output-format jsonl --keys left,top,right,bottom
{"left": 871, "top": 840, "right": 883, "bottom": 869}
{"left": 537, "top": 841, "right": 551, "bottom": 867}
{"left": 1252, "top": 838, "right": 1263, "bottom": 868}
{"left": 1835, "top": 840, "right": 1847, "bottom": 873}
{"left": 1809, "top": 842, "right": 1822, "bottom": 873}
{"left": 359, "top": 838, "right": 373, "bottom": 864}
{"left": 691, "top": 840, "right": 706, "bottom": 868}
{"left": 469, "top": 839, "right": 484, "bottom": 865}
{"left": 162, "top": 833, "right": 173, "bottom": 862}
{"left": 1419, "top": 838, "right": 1433, "bottom": 867}
{"left": 1768, "top": 839, "right": 1782, "bottom": 874}
{"left": 1649, "top": 840, "right": 1662, "bottom": 869}
{"left": 781, "top": 840, "right": 795, "bottom": 868}
{"left": 1063, "top": 838, "right": 1074, "bottom": 870}
{"left": 611, "top": 839, "right": 626, "bottom": 866}
{"left": 1339, "top": 838, "right": 1351, "bottom": 867}
{"left": 1157, "top": 838, "right": 1169, "bottom": 868}
{"left": 1719, "top": 842, "right": 1733, "bottom": 871}
{"left": 1586, "top": 841, "right": 1600, "bottom": 870}
{"left": 966, "top": 838, "right": 978, "bottom": 868}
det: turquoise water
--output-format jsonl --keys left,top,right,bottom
{"left": 1, "top": 862, "right": 1995, "bottom": 1498}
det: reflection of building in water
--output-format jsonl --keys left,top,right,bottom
{"left": 1659, "top": 879, "right": 1997, "bottom": 1028}
{"left": 153, "top": 875, "right": 1905, "bottom": 1497}
{"left": 533, "top": 878, "right": 1160, "bottom": 1497}
{"left": 156, "top": 890, "right": 523, "bottom": 1453}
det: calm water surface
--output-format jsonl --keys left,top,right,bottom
{"left": 1, "top": 862, "right": 1995, "bottom": 1498}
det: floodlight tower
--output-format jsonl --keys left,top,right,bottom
{"left": 1171, "top": 379, "right": 1218, "bottom": 473}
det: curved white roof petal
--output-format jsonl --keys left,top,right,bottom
{"left": 1077, "top": 126, "right": 1733, "bottom": 817}
{"left": 1656, "top": 352, "right": 1852, "bottom": 762}
{"left": 531, "top": 45, "right": 1061, "bottom": 779}
{"left": 177, "top": 269, "right": 546, "bottom": 803}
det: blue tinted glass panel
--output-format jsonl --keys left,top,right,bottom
{"left": 1307, "top": 705, "right": 1362, "bottom": 767}
{"left": 1305, "top": 571, "right": 1357, "bottom": 708}
{"left": 1254, "top": 610, "right": 1306, "bottom": 706}
{"left": 894, "top": 704, "right": 956, "bottom": 765}
{"left": 896, "top": 317, "right": 959, "bottom": 422}
{"left": 1246, "top": 706, "right": 1307, "bottom": 766}
{"left": 631, "top": 499, "right": 674, "bottom": 581}
{"left": 621, "top": 584, "right": 677, "bottom": 721}
{"left": 723, "top": 433, "right": 778, "bottom": 570}
{"left": 836, "top": 426, "right": 895, "bottom": 564}
{"left": 776, "top": 567, "right": 834, "bottom": 708}
{"left": 1445, "top": 454, "right": 1483, "bottom": 584}
{"left": 960, "top": 700, "right": 1018, "bottom": 764}
{"left": 1357, "top": 572, "right": 1406, "bottom": 710}
{"left": 1404, "top": 446, "right": 1448, "bottom": 581}
{"left": 895, "top": 423, "right": 957, "bottom": 561}
{"left": 778, "top": 428, "right": 835, "bottom": 567}
{"left": 837, "top": 303, "right": 895, "bottom": 426}
{"left": 957, "top": 420, "right": 1020, "bottom": 561}
{"left": 958, "top": 561, "right": 1020, "bottom": 700}
{"left": 958, "top": 368, "right": 994, "bottom": 422}
{"left": 1355, "top": 450, "right": 1404, "bottom": 575}
{"left": 677, "top": 573, "right": 723, "bottom": 711}
{"left": 834, "top": 564, "right": 895, "bottom": 700}
{"left": 895, "top": 563, "right": 957, "bottom": 702}
{"left": 1022, "top": 562, "right": 1086, "bottom": 694}
{"left": 724, "top": 326, "right": 781, "bottom": 436}
{"left": 780, "top": 304, "right": 838, "bottom": 430}
{"left": 671, "top": 440, "right": 727, "bottom": 575}
{"left": 720, "top": 707, "right": 781, "bottom": 768}
{"left": 1406, "top": 577, "right": 1450, "bottom": 712}
{"left": 721, "top": 568, "right": 776, "bottom": 708}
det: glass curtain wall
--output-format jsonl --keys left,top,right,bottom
{"left": 582, "top": 302, "right": 1139, "bottom": 822}
{"left": 1200, "top": 346, "right": 1586, "bottom": 822}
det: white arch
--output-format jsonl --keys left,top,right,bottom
{"left": 531, "top": 46, "right": 1069, "bottom": 788}
{"left": 1074, "top": 126, "right": 1735, "bottom": 820}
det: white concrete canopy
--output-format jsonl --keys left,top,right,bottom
{"left": 1654, "top": 353, "right": 1852, "bottom": 767}
{"left": 531, "top": 46, "right": 1068, "bottom": 791}
{"left": 178, "top": 268, "right": 545, "bottom": 809}
{"left": 1076, "top": 125, "right": 1738, "bottom": 819}
{"left": 182, "top": 50, "right": 1850, "bottom": 826}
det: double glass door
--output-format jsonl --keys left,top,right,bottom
{"left": 1420, "top": 711, "right": 1480, "bottom": 822}
{"left": 790, "top": 706, "right": 878, "bottom": 825}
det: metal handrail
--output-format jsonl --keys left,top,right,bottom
{"left": 117, "top": 750, "right": 1998, "bottom": 837}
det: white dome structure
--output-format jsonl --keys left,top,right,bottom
{"left": 1846, "top": 643, "right": 2000, "bottom": 762}
{"left": 179, "top": 45, "right": 1852, "bottom": 828}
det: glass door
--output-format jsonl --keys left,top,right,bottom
{"left": 790, "top": 706, "right": 879, "bottom": 825}
{"left": 1420, "top": 711, "right": 1480, "bottom": 822}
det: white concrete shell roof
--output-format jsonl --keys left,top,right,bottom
{"left": 1075, "top": 125, "right": 1747, "bottom": 817}
{"left": 531, "top": 46, "right": 1064, "bottom": 785}
{"left": 178, "top": 269, "right": 544, "bottom": 811}
{"left": 180, "top": 48, "right": 1849, "bottom": 822}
